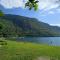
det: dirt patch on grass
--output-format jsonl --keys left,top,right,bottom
{"left": 35, "top": 56, "right": 50, "bottom": 60}
{"left": 34, "top": 56, "right": 58, "bottom": 60}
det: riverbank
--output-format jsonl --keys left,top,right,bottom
{"left": 0, "top": 40, "right": 60, "bottom": 60}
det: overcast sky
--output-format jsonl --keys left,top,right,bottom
{"left": 0, "top": 0, "right": 60, "bottom": 26}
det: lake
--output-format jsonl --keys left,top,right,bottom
{"left": 16, "top": 37, "right": 60, "bottom": 46}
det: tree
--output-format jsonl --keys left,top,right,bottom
{"left": 25, "top": 0, "right": 39, "bottom": 11}
{"left": 0, "top": 10, "right": 4, "bottom": 16}
{"left": 0, "top": 24, "right": 3, "bottom": 37}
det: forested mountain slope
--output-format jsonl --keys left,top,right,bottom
{"left": 0, "top": 14, "right": 60, "bottom": 37}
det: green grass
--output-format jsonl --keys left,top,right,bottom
{"left": 0, "top": 40, "right": 60, "bottom": 60}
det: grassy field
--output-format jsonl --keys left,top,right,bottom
{"left": 0, "top": 39, "right": 60, "bottom": 60}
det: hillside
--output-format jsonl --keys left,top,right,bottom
{"left": 0, "top": 14, "right": 60, "bottom": 37}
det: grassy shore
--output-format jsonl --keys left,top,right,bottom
{"left": 0, "top": 40, "right": 60, "bottom": 60}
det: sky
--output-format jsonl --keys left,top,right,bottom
{"left": 0, "top": 0, "right": 60, "bottom": 26}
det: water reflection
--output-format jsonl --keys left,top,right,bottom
{"left": 16, "top": 37, "right": 60, "bottom": 46}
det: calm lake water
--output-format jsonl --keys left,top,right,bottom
{"left": 16, "top": 37, "right": 60, "bottom": 46}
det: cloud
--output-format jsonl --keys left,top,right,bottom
{"left": 50, "top": 24, "right": 60, "bottom": 26}
{"left": 48, "top": 11, "right": 55, "bottom": 14}
{"left": 38, "top": 0, "right": 60, "bottom": 11}
{"left": 0, "top": 0, "right": 60, "bottom": 11}
{"left": 37, "top": 0, "right": 60, "bottom": 14}
{"left": 56, "top": 8, "right": 60, "bottom": 13}
{"left": 0, "top": 0, "right": 25, "bottom": 8}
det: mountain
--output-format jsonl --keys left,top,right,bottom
{"left": 0, "top": 14, "right": 60, "bottom": 37}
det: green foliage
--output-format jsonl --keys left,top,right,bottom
{"left": 0, "top": 24, "right": 3, "bottom": 30}
{"left": 0, "top": 18, "right": 17, "bottom": 37}
{"left": 25, "top": 0, "right": 39, "bottom": 11}
{"left": 0, "top": 10, "right": 4, "bottom": 16}
{"left": 34, "top": 3, "right": 38, "bottom": 10}
{"left": 29, "top": 0, "right": 35, "bottom": 3}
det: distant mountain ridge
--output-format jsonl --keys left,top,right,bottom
{"left": 0, "top": 14, "right": 60, "bottom": 37}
